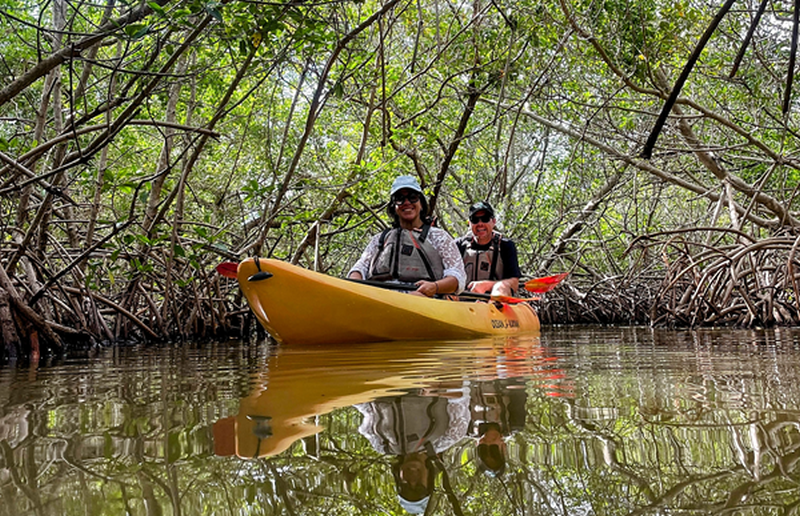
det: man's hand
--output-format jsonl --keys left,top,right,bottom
{"left": 468, "top": 280, "right": 496, "bottom": 294}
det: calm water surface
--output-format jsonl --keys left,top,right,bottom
{"left": 2, "top": 326, "right": 800, "bottom": 515}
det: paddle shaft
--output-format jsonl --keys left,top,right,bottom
{"left": 347, "top": 277, "right": 518, "bottom": 302}
{"left": 347, "top": 277, "right": 469, "bottom": 294}
{"left": 219, "top": 261, "right": 533, "bottom": 302}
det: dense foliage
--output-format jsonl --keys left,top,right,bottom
{"left": 2, "top": 0, "right": 800, "bottom": 355}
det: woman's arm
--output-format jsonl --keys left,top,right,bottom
{"left": 429, "top": 228, "right": 467, "bottom": 293}
{"left": 347, "top": 233, "right": 381, "bottom": 280}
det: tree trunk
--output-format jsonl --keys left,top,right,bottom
{"left": 0, "top": 289, "right": 20, "bottom": 359}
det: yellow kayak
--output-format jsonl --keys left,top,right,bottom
{"left": 236, "top": 258, "right": 540, "bottom": 345}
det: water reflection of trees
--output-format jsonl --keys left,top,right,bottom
{"left": 514, "top": 328, "right": 800, "bottom": 515}
{"left": 0, "top": 344, "right": 265, "bottom": 516}
{"left": 2, "top": 331, "right": 800, "bottom": 514}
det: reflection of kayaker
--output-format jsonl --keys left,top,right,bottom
{"left": 391, "top": 449, "right": 435, "bottom": 515}
{"left": 355, "top": 389, "right": 470, "bottom": 455}
{"left": 469, "top": 378, "right": 528, "bottom": 477}
{"left": 475, "top": 422, "right": 507, "bottom": 477}
{"left": 355, "top": 385, "right": 469, "bottom": 514}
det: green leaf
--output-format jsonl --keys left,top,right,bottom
{"left": 332, "top": 81, "right": 344, "bottom": 98}
{"left": 205, "top": 2, "right": 223, "bottom": 22}
{"left": 124, "top": 23, "right": 150, "bottom": 40}
{"left": 147, "top": 1, "right": 165, "bottom": 15}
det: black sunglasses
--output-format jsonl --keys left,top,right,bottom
{"left": 393, "top": 192, "right": 421, "bottom": 205}
{"left": 470, "top": 212, "right": 492, "bottom": 223}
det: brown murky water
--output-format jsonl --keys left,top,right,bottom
{"left": 1, "top": 326, "right": 800, "bottom": 515}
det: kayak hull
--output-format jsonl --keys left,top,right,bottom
{"left": 236, "top": 258, "right": 540, "bottom": 345}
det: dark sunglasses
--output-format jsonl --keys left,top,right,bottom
{"left": 470, "top": 212, "right": 492, "bottom": 223}
{"left": 393, "top": 192, "right": 421, "bottom": 205}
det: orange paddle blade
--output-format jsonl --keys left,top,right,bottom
{"left": 524, "top": 273, "right": 568, "bottom": 293}
{"left": 216, "top": 262, "right": 239, "bottom": 279}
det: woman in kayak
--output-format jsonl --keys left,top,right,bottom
{"left": 347, "top": 175, "right": 466, "bottom": 297}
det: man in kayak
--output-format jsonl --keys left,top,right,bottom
{"left": 456, "top": 201, "right": 521, "bottom": 297}
{"left": 347, "top": 175, "right": 466, "bottom": 297}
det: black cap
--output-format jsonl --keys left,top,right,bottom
{"left": 469, "top": 201, "right": 494, "bottom": 218}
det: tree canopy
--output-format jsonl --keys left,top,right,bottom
{"left": 2, "top": 0, "right": 800, "bottom": 354}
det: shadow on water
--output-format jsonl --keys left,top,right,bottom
{"left": 1, "top": 327, "right": 800, "bottom": 514}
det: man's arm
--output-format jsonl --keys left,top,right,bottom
{"left": 493, "top": 239, "right": 521, "bottom": 295}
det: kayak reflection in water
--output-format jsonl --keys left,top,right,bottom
{"left": 355, "top": 383, "right": 470, "bottom": 514}
{"left": 347, "top": 175, "right": 466, "bottom": 298}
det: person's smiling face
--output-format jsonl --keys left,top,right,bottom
{"left": 393, "top": 189, "right": 422, "bottom": 225}
{"left": 469, "top": 210, "right": 495, "bottom": 244}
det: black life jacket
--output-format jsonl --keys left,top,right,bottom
{"left": 368, "top": 224, "right": 445, "bottom": 283}
{"left": 461, "top": 232, "right": 504, "bottom": 283}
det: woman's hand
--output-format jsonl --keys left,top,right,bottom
{"left": 414, "top": 280, "right": 438, "bottom": 297}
